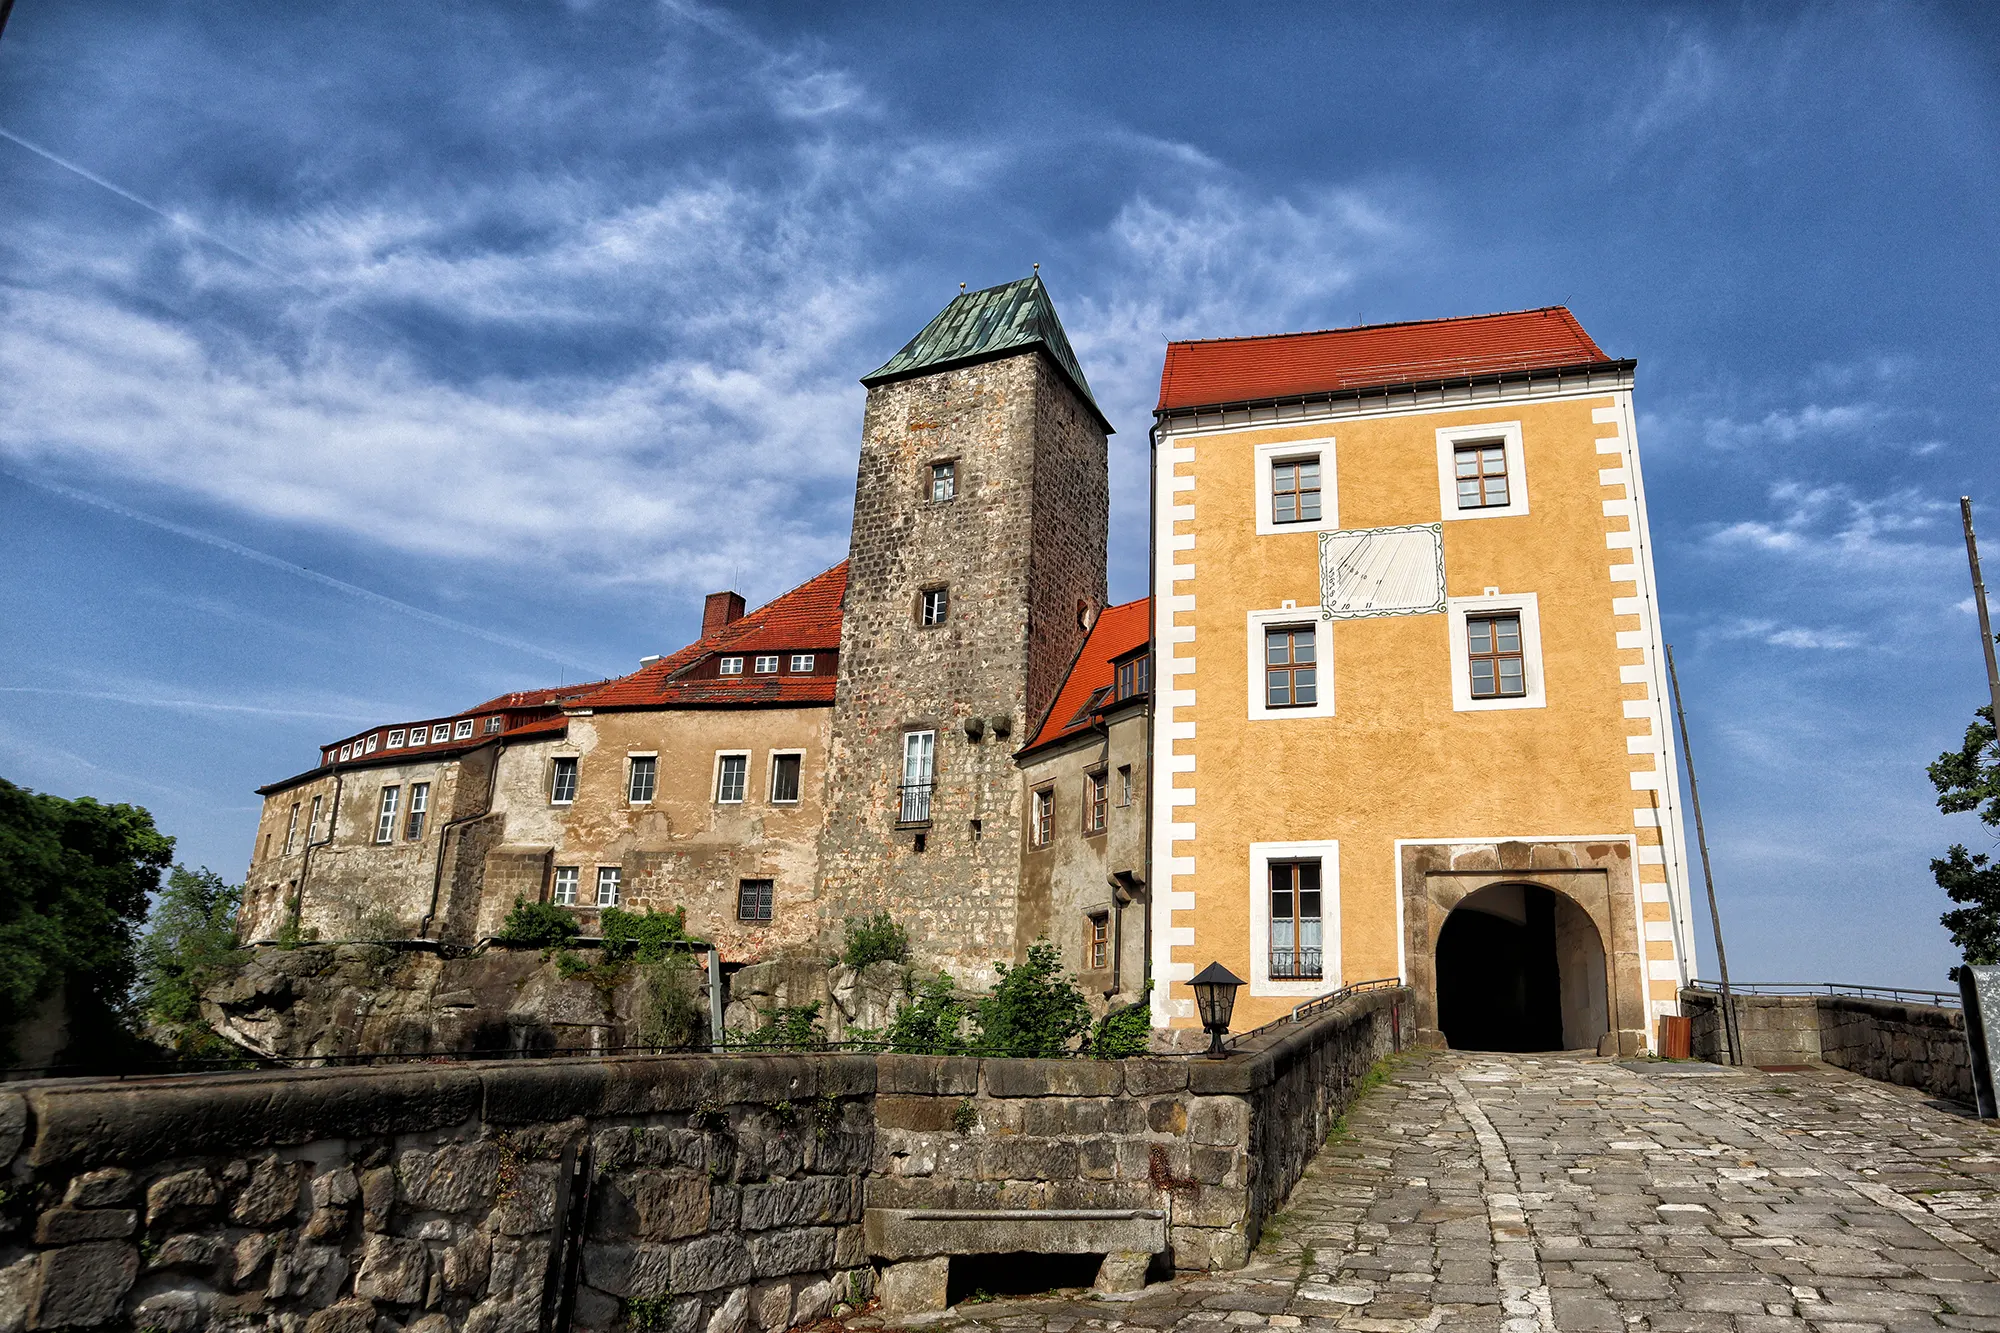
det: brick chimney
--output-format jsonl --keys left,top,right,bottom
{"left": 702, "top": 591, "right": 746, "bottom": 638}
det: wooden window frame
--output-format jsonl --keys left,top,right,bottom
{"left": 1267, "top": 858, "right": 1324, "bottom": 981}
{"left": 595, "top": 866, "right": 621, "bottom": 908}
{"left": 1465, "top": 613, "right": 1527, "bottom": 699}
{"left": 1088, "top": 912, "right": 1110, "bottom": 971}
{"left": 738, "top": 878, "right": 775, "bottom": 922}
{"left": 1030, "top": 787, "right": 1054, "bottom": 848}
{"left": 552, "top": 866, "right": 579, "bottom": 906}
{"left": 929, "top": 459, "right": 957, "bottom": 503}
{"left": 1453, "top": 442, "right": 1510, "bottom": 510}
{"left": 628, "top": 755, "right": 657, "bottom": 804}
{"left": 405, "top": 783, "right": 429, "bottom": 841}
{"left": 1085, "top": 770, "right": 1108, "bottom": 835}
{"left": 374, "top": 786, "right": 400, "bottom": 844}
{"left": 769, "top": 751, "right": 804, "bottom": 805}
{"left": 1263, "top": 625, "right": 1318, "bottom": 709}
{"left": 715, "top": 752, "right": 750, "bottom": 805}
{"left": 1270, "top": 454, "right": 1323, "bottom": 525}
{"left": 550, "top": 756, "right": 579, "bottom": 806}
{"left": 919, "top": 586, "right": 949, "bottom": 627}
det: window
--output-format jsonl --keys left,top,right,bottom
{"left": 432, "top": 724, "right": 451, "bottom": 743}
{"left": 628, "top": 756, "right": 657, "bottom": 804}
{"left": 307, "top": 795, "right": 323, "bottom": 843}
{"left": 738, "top": 878, "right": 774, "bottom": 921}
{"left": 1115, "top": 653, "right": 1151, "bottom": 700}
{"left": 930, "top": 460, "right": 956, "bottom": 502}
{"left": 365, "top": 734, "right": 380, "bottom": 753}
{"left": 1447, "top": 593, "right": 1546, "bottom": 712}
{"left": 1089, "top": 913, "right": 1110, "bottom": 970}
{"left": 340, "top": 744, "right": 352, "bottom": 761}
{"left": 789, "top": 654, "right": 814, "bottom": 672}
{"left": 716, "top": 753, "right": 748, "bottom": 804}
{"left": 1467, "top": 614, "right": 1526, "bottom": 698}
{"left": 405, "top": 783, "right": 429, "bottom": 840}
{"left": 375, "top": 787, "right": 400, "bottom": 844}
{"left": 454, "top": 719, "right": 475, "bottom": 740}
{"left": 1268, "top": 860, "right": 1323, "bottom": 980}
{"left": 1264, "top": 626, "right": 1317, "bottom": 708}
{"left": 404, "top": 728, "right": 423, "bottom": 748}
{"left": 552, "top": 866, "right": 578, "bottom": 906}
{"left": 387, "top": 729, "right": 405, "bottom": 749}
{"left": 595, "top": 866, "right": 621, "bottom": 908}
{"left": 1117, "top": 765, "right": 1133, "bottom": 807}
{"left": 1031, "top": 787, "right": 1054, "bottom": 847}
{"left": 770, "top": 753, "right": 802, "bottom": 804}
{"left": 899, "top": 731, "right": 934, "bottom": 823}
{"left": 753, "top": 655, "right": 778, "bottom": 674}
{"left": 920, "top": 587, "right": 948, "bottom": 626}
{"left": 1272, "top": 456, "right": 1322, "bottom": 524}
{"left": 485, "top": 716, "right": 504, "bottom": 734}
{"left": 1085, "top": 771, "right": 1108, "bottom": 834}
{"left": 719, "top": 656, "right": 744, "bottom": 675}
{"left": 261, "top": 833, "right": 272, "bottom": 862}
{"left": 1435, "top": 421, "right": 1528, "bottom": 520}
{"left": 283, "top": 803, "right": 300, "bottom": 855}
{"left": 551, "top": 757, "right": 578, "bottom": 805}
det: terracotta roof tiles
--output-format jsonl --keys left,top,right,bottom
{"left": 1026, "top": 597, "right": 1151, "bottom": 751}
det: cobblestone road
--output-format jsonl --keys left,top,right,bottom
{"left": 864, "top": 1051, "right": 2000, "bottom": 1333}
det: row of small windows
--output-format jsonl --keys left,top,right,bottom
{"left": 1261, "top": 612, "right": 1525, "bottom": 706}
{"left": 549, "top": 867, "right": 775, "bottom": 923}
{"left": 1028, "top": 764, "right": 1135, "bottom": 847}
{"left": 718, "top": 653, "right": 816, "bottom": 676}
{"left": 336, "top": 715, "right": 503, "bottom": 762}
{"left": 548, "top": 752, "right": 804, "bottom": 807}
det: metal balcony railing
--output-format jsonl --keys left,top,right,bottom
{"left": 1269, "top": 946, "right": 1322, "bottom": 980}
{"left": 898, "top": 781, "right": 933, "bottom": 825}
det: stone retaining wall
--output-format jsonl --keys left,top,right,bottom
{"left": 0, "top": 989, "right": 1407, "bottom": 1331}
{"left": 1681, "top": 988, "right": 1972, "bottom": 1104}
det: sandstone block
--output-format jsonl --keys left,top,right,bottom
{"left": 63, "top": 1169, "right": 135, "bottom": 1208}
{"left": 751, "top": 1279, "right": 793, "bottom": 1332}
{"left": 232, "top": 1153, "right": 306, "bottom": 1225}
{"left": 623, "top": 1243, "right": 672, "bottom": 1299}
{"left": 35, "top": 1207, "right": 136, "bottom": 1244}
{"left": 794, "top": 1277, "right": 834, "bottom": 1324}
{"left": 28, "top": 1242, "right": 138, "bottom": 1328}
{"left": 463, "top": 1294, "right": 541, "bottom": 1333}
{"left": 0, "top": 1093, "right": 24, "bottom": 1170}
{"left": 443, "top": 1232, "right": 492, "bottom": 1295}
{"left": 705, "top": 1285, "right": 750, "bottom": 1333}
{"left": 1188, "top": 1098, "right": 1248, "bottom": 1147}
{"left": 492, "top": 1162, "right": 558, "bottom": 1236}
{"left": 983, "top": 1059, "right": 1123, "bottom": 1098}
{"left": 1144, "top": 1099, "right": 1188, "bottom": 1135}
{"left": 266, "top": 1243, "right": 349, "bottom": 1305}
{"left": 360, "top": 1166, "right": 396, "bottom": 1231}
{"left": 750, "top": 1227, "right": 836, "bottom": 1278}
{"left": 147, "top": 1232, "right": 228, "bottom": 1271}
{"left": 1123, "top": 1059, "right": 1190, "bottom": 1095}
{"left": 630, "top": 1172, "right": 711, "bottom": 1240}
{"left": 1094, "top": 1251, "right": 1153, "bottom": 1293}
{"left": 582, "top": 1243, "right": 634, "bottom": 1298}
{"left": 129, "top": 1287, "right": 215, "bottom": 1332}
{"left": 0, "top": 1255, "right": 36, "bottom": 1333}
{"left": 877, "top": 1257, "right": 948, "bottom": 1314}
{"left": 355, "top": 1233, "right": 428, "bottom": 1304}
{"left": 311, "top": 1165, "right": 359, "bottom": 1209}
{"left": 741, "top": 1177, "right": 853, "bottom": 1231}
{"left": 670, "top": 1234, "right": 753, "bottom": 1292}
{"left": 145, "top": 1168, "right": 218, "bottom": 1226}
{"left": 398, "top": 1143, "right": 500, "bottom": 1212}
{"left": 303, "top": 1298, "right": 377, "bottom": 1333}
{"left": 232, "top": 1232, "right": 277, "bottom": 1286}
{"left": 572, "top": 1283, "right": 621, "bottom": 1331}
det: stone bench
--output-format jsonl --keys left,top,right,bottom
{"left": 866, "top": 1207, "right": 1169, "bottom": 1310}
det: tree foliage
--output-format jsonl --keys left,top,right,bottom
{"left": 139, "top": 866, "right": 243, "bottom": 1026}
{"left": 0, "top": 777, "right": 173, "bottom": 1063}
{"left": 1930, "top": 702, "right": 2000, "bottom": 979}
{"left": 1088, "top": 983, "right": 1154, "bottom": 1059}
{"left": 496, "top": 898, "right": 580, "bottom": 948}
{"left": 887, "top": 970, "right": 968, "bottom": 1055}
{"left": 973, "top": 941, "right": 1091, "bottom": 1058}
{"left": 600, "top": 905, "right": 691, "bottom": 963}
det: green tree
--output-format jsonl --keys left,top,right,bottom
{"left": 138, "top": 866, "right": 244, "bottom": 1054}
{"left": 973, "top": 941, "right": 1090, "bottom": 1058}
{"left": 0, "top": 777, "right": 174, "bottom": 1065}
{"left": 1929, "top": 702, "right": 2000, "bottom": 980}
{"left": 887, "top": 970, "right": 968, "bottom": 1055}
{"left": 841, "top": 911, "right": 910, "bottom": 969}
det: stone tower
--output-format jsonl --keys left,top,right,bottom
{"left": 817, "top": 277, "right": 1111, "bottom": 983}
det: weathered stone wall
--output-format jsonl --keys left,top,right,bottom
{"left": 2, "top": 992, "right": 1407, "bottom": 1329}
{"left": 818, "top": 350, "right": 1109, "bottom": 987}
{"left": 1682, "top": 988, "right": 1973, "bottom": 1104}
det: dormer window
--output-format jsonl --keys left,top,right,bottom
{"left": 431, "top": 724, "right": 451, "bottom": 743}
{"left": 454, "top": 719, "right": 475, "bottom": 740}
{"left": 365, "top": 734, "right": 379, "bottom": 753}
{"left": 1115, "top": 653, "right": 1151, "bottom": 700}
{"left": 789, "top": 654, "right": 815, "bottom": 672}
{"left": 485, "top": 716, "right": 503, "bottom": 734}
{"left": 719, "top": 657, "right": 744, "bottom": 675}
{"left": 387, "top": 729, "right": 406, "bottom": 748}
{"left": 339, "top": 744, "right": 352, "bottom": 761}
{"left": 754, "top": 655, "right": 779, "bottom": 674}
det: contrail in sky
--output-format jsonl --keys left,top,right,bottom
{"left": 0, "top": 686, "right": 375, "bottom": 724}
{"left": 3, "top": 470, "right": 612, "bottom": 677}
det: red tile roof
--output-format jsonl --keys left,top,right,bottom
{"left": 1027, "top": 597, "right": 1151, "bottom": 751}
{"left": 1155, "top": 306, "right": 1615, "bottom": 412}
{"left": 568, "top": 562, "right": 848, "bottom": 711}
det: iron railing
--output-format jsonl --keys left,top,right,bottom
{"left": 897, "top": 781, "right": 933, "bottom": 824}
{"left": 1269, "top": 947, "right": 1323, "bottom": 980}
{"left": 1226, "top": 976, "right": 1405, "bottom": 1048}
{"left": 1688, "top": 980, "right": 1960, "bottom": 1008}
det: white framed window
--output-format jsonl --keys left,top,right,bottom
{"left": 339, "top": 744, "right": 353, "bottom": 761}
{"left": 454, "top": 719, "right": 475, "bottom": 740}
{"left": 920, "top": 588, "right": 948, "bottom": 626}
{"left": 754, "top": 655, "right": 779, "bottom": 674}
{"left": 404, "top": 727, "right": 424, "bottom": 747}
{"left": 738, "top": 878, "right": 774, "bottom": 921}
{"left": 1117, "top": 765, "right": 1133, "bottom": 807}
{"left": 769, "top": 751, "right": 803, "bottom": 804}
{"left": 1435, "top": 420, "right": 1529, "bottom": 520}
{"left": 431, "top": 724, "right": 451, "bottom": 743}
{"left": 1030, "top": 787, "right": 1053, "bottom": 847}
{"left": 900, "top": 731, "right": 935, "bottom": 823}
{"left": 930, "top": 460, "right": 956, "bottom": 502}
{"left": 552, "top": 866, "right": 578, "bottom": 906}
{"left": 375, "top": 787, "right": 401, "bottom": 844}
{"left": 719, "top": 656, "right": 744, "bottom": 675}
{"left": 365, "top": 734, "right": 379, "bottom": 753}
{"left": 485, "top": 716, "right": 503, "bottom": 734}
{"left": 789, "top": 654, "right": 814, "bottom": 672}
{"left": 715, "top": 751, "right": 749, "bottom": 804}
{"left": 550, "top": 756, "right": 579, "bottom": 805}
{"left": 596, "top": 866, "right": 622, "bottom": 907}
{"left": 1249, "top": 840, "right": 1340, "bottom": 996}
{"left": 1254, "top": 439, "right": 1339, "bottom": 536}
{"left": 405, "top": 783, "right": 429, "bottom": 840}
{"left": 1446, "top": 591, "right": 1546, "bottom": 711}
{"left": 628, "top": 755, "right": 657, "bottom": 804}
{"left": 1246, "top": 605, "right": 1336, "bottom": 720}
{"left": 283, "top": 803, "right": 300, "bottom": 856}
{"left": 386, "top": 729, "right": 406, "bottom": 749}
{"left": 307, "top": 795, "right": 323, "bottom": 843}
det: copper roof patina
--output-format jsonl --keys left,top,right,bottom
{"left": 863, "top": 275, "right": 1111, "bottom": 432}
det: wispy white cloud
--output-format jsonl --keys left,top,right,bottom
{"left": 1712, "top": 618, "right": 1863, "bottom": 651}
{"left": 1707, "top": 481, "right": 1954, "bottom": 571}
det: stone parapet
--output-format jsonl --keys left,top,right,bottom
{"left": 1682, "top": 987, "right": 1972, "bottom": 1104}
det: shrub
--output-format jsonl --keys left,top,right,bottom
{"left": 973, "top": 941, "right": 1090, "bottom": 1058}
{"left": 841, "top": 911, "right": 910, "bottom": 969}
{"left": 554, "top": 949, "right": 591, "bottom": 980}
{"left": 637, "top": 950, "right": 708, "bottom": 1050}
{"left": 887, "top": 970, "right": 967, "bottom": 1055}
{"left": 1088, "top": 983, "right": 1153, "bottom": 1059}
{"left": 354, "top": 908, "right": 402, "bottom": 941}
{"left": 600, "top": 905, "right": 691, "bottom": 963}
{"left": 741, "top": 1002, "right": 826, "bottom": 1051}
{"left": 497, "top": 898, "right": 580, "bottom": 948}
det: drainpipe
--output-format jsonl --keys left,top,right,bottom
{"left": 1143, "top": 418, "right": 1159, "bottom": 1012}
{"left": 418, "top": 741, "right": 502, "bottom": 942}
{"left": 293, "top": 770, "right": 343, "bottom": 941}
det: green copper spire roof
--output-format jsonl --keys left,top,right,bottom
{"left": 863, "top": 276, "right": 1111, "bottom": 432}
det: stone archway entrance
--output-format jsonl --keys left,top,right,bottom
{"left": 1435, "top": 883, "right": 1609, "bottom": 1052}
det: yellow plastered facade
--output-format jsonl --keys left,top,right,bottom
{"left": 1148, "top": 381, "right": 1695, "bottom": 1050}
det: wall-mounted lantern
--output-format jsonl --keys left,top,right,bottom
{"left": 1190, "top": 961, "right": 1246, "bottom": 1058}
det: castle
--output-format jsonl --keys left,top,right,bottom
{"left": 243, "top": 280, "right": 1694, "bottom": 1050}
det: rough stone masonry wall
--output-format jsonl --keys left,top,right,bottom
{"left": 1683, "top": 988, "right": 1973, "bottom": 1104}
{"left": 0, "top": 990, "right": 1406, "bottom": 1332}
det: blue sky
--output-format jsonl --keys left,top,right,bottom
{"left": 1, "top": 1, "right": 1995, "bottom": 987}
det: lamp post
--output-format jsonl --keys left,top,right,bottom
{"left": 1190, "top": 961, "right": 1246, "bottom": 1058}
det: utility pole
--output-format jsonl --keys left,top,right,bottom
{"left": 1667, "top": 644, "right": 1740, "bottom": 1065}
{"left": 0, "top": 0, "right": 16, "bottom": 47}
{"left": 1962, "top": 498, "right": 2000, "bottom": 732}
